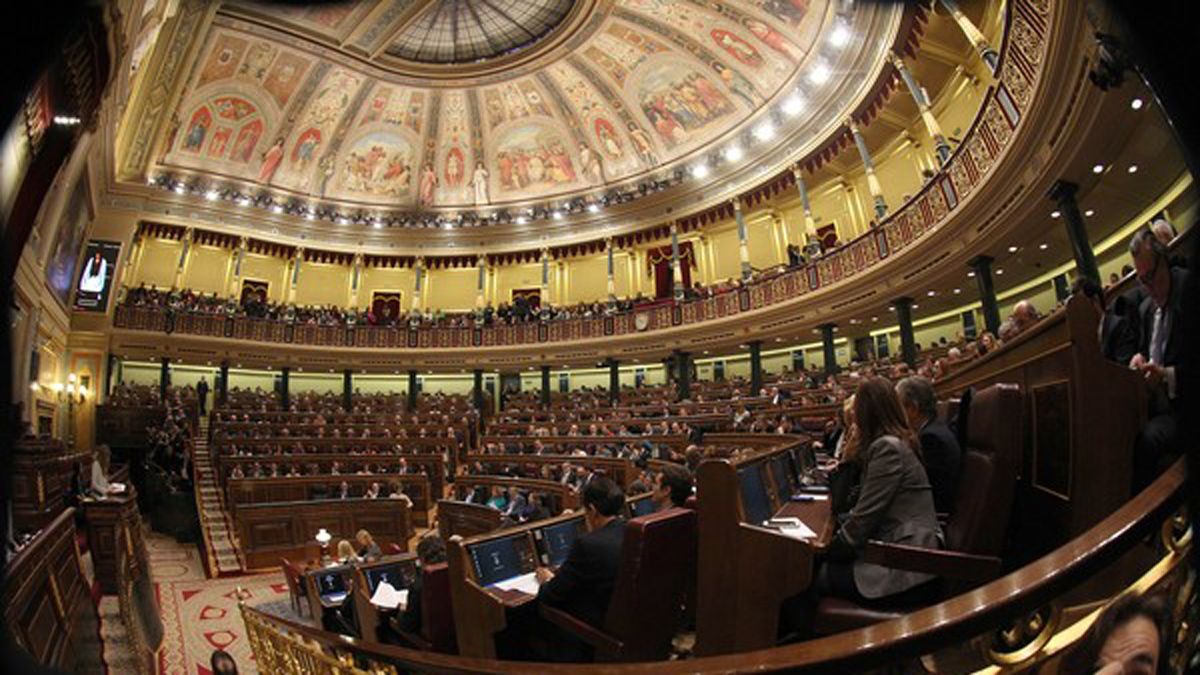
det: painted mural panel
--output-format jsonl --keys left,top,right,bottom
{"left": 155, "top": 1, "right": 838, "bottom": 208}
{"left": 46, "top": 174, "right": 91, "bottom": 307}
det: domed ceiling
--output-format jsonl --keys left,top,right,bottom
{"left": 143, "top": 0, "right": 903, "bottom": 229}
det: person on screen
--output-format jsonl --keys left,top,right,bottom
{"left": 78, "top": 250, "right": 107, "bottom": 294}
{"left": 535, "top": 476, "right": 626, "bottom": 661}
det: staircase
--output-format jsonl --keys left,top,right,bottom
{"left": 193, "top": 415, "right": 244, "bottom": 576}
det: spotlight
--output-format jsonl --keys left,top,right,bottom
{"left": 724, "top": 145, "right": 744, "bottom": 162}
{"left": 753, "top": 122, "right": 776, "bottom": 141}
{"left": 690, "top": 163, "right": 710, "bottom": 179}
{"left": 205, "top": 190, "right": 219, "bottom": 201}
{"left": 1092, "top": 164, "right": 1105, "bottom": 174}
{"left": 587, "top": 202, "right": 600, "bottom": 213}
{"left": 1131, "top": 97, "right": 1144, "bottom": 110}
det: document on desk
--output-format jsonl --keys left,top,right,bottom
{"left": 777, "top": 522, "right": 818, "bottom": 540}
{"left": 493, "top": 572, "right": 540, "bottom": 595}
{"left": 369, "top": 582, "right": 408, "bottom": 610}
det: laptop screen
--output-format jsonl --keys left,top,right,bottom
{"left": 469, "top": 534, "right": 535, "bottom": 586}
{"left": 536, "top": 519, "right": 583, "bottom": 568}
{"left": 738, "top": 464, "right": 773, "bottom": 525}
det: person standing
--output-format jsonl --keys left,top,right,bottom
{"left": 197, "top": 376, "right": 210, "bottom": 415}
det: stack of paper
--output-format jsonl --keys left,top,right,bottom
{"left": 777, "top": 522, "right": 818, "bottom": 540}
{"left": 493, "top": 572, "right": 541, "bottom": 595}
{"left": 369, "top": 581, "right": 409, "bottom": 610}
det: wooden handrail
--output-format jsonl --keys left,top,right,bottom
{"left": 239, "top": 458, "right": 1186, "bottom": 673}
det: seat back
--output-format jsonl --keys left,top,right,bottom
{"left": 945, "top": 383, "right": 1022, "bottom": 557}
{"left": 600, "top": 508, "right": 697, "bottom": 662}
{"left": 420, "top": 563, "right": 456, "bottom": 654}
{"left": 280, "top": 557, "right": 302, "bottom": 603}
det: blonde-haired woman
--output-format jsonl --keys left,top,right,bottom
{"left": 335, "top": 539, "right": 357, "bottom": 565}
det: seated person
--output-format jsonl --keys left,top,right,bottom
{"left": 895, "top": 376, "right": 961, "bottom": 514}
{"left": 356, "top": 529, "right": 382, "bottom": 562}
{"left": 335, "top": 539, "right": 358, "bottom": 565}
{"left": 651, "top": 464, "right": 693, "bottom": 511}
{"left": 486, "top": 486, "right": 509, "bottom": 511}
{"left": 534, "top": 477, "right": 626, "bottom": 661}
{"left": 396, "top": 534, "right": 447, "bottom": 636}
{"left": 818, "top": 377, "right": 942, "bottom": 606}
{"left": 1073, "top": 276, "right": 1140, "bottom": 366}
{"left": 388, "top": 482, "right": 413, "bottom": 508}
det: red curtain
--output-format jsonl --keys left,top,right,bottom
{"left": 817, "top": 223, "right": 839, "bottom": 250}
{"left": 646, "top": 241, "right": 695, "bottom": 299}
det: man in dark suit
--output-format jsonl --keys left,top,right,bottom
{"left": 1073, "top": 277, "right": 1140, "bottom": 366}
{"left": 534, "top": 476, "right": 626, "bottom": 660}
{"left": 1128, "top": 228, "right": 1190, "bottom": 488}
{"left": 896, "top": 376, "right": 961, "bottom": 514}
{"left": 196, "top": 377, "right": 209, "bottom": 415}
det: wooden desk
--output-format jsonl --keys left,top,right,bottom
{"left": 438, "top": 500, "right": 504, "bottom": 540}
{"left": 227, "top": 474, "right": 433, "bottom": 526}
{"left": 236, "top": 498, "right": 411, "bottom": 570}
{"left": 81, "top": 491, "right": 143, "bottom": 594}
{"left": 446, "top": 512, "right": 585, "bottom": 658}
{"left": 695, "top": 441, "right": 830, "bottom": 657}
{"left": 2, "top": 508, "right": 104, "bottom": 673}
{"left": 11, "top": 441, "right": 90, "bottom": 532}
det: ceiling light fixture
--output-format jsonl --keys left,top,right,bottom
{"left": 1084, "top": 209, "right": 1094, "bottom": 217}
{"left": 927, "top": 290, "right": 936, "bottom": 296}
{"left": 782, "top": 93, "right": 806, "bottom": 116}
{"left": 996, "top": 268, "right": 1005, "bottom": 275}
{"left": 587, "top": 203, "right": 600, "bottom": 213}
{"left": 53, "top": 115, "right": 81, "bottom": 126}
{"left": 1127, "top": 164, "right": 1138, "bottom": 173}
{"left": 828, "top": 22, "right": 851, "bottom": 48}
{"left": 1092, "top": 164, "right": 1105, "bottom": 174}
{"left": 1039, "top": 243, "right": 1048, "bottom": 250}
{"left": 808, "top": 62, "right": 831, "bottom": 85}
{"left": 690, "top": 163, "right": 710, "bottom": 179}
{"left": 724, "top": 145, "right": 744, "bottom": 162}
{"left": 1008, "top": 245, "right": 1018, "bottom": 253}
{"left": 552, "top": 210, "right": 564, "bottom": 220}
{"left": 967, "top": 271, "right": 976, "bottom": 277}
{"left": 953, "top": 288, "right": 961, "bottom": 294}
{"left": 1050, "top": 210, "right": 1061, "bottom": 219}
{"left": 205, "top": 190, "right": 219, "bottom": 201}
{"left": 753, "top": 122, "right": 775, "bottom": 142}
{"left": 1131, "top": 98, "right": 1144, "bottom": 110}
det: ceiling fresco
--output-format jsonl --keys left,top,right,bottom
{"left": 148, "top": 0, "right": 899, "bottom": 214}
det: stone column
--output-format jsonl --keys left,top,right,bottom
{"left": 792, "top": 164, "right": 822, "bottom": 256}
{"left": 670, "top": 224, "right": 685, "bottom": 299}
{"left": 675, "top": 351, "right": 692, "bottom": 401}
{"left": 821, "top": 324, "right": 839, "bottom": 376}
{"left": 159, "top": 357, "right": 170, "bottom": 400}
{"left": 1048, "top": 180, "right": 1101, "bottom": 286}
{"left": 473, "top": 369, "right": 484, "bottom": 412}
{"left": 540, "top": 365, "right": 551, "bottom": 408}
{"left": 733, "top": 198, "right": 753, "bottom": 279}
{"left": 173, "top": 227, "right": 194, "bottom": 289}
{"left": 893, "top": 297, "right": 917, "bottom": 367}
{"left": 286, "top": 247, "right": 303, "bottom": 304}
{"left": 891, "top": 51, "right": 953, "bottom": 165}
{"left": 349, "top": 253, "right": 363, "bottom": 307}
{"left": 748, "top": 341, "right": 763, "bottom": 396}
{"left": 608, "top": 359, "right": 620, "bottom": 405}
{"left": 412, "top": 257, "right": 425, "bottom": 311}
{"left": 218, "top": 360, "right": 229, "bottom": 406}
{"left": 228, "top": 236, "right": 247, "bottom": 296}
{"left": 342, "top": 369, "right": 352, "bottom": 412}
{"left": 540, "top": 248, "right": 551, "bottom": 309}
{"left": 407, "top": 370, "right": 419, "bottom": 411}
{"left": 969, "top": 255, "right": 1002, "bottom": 336}
{"left": 606, "top": 238, "right": 617, "bottom": 304}
{"left": 848, "top": 118, "right": 888, "bottom": 221}
{"left": 475, "top": 255, "right": 487, "bottom": 310}
{"left": 280, "top": 366, "right": 290, "bottom": 410}
{"left": 939, "top": 0, "right": 999, "bottom": 72}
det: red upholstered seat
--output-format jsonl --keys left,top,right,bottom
{"left": 541, "top": 507, "right": 697, "bottom": 662}
{"left": 812, "top": 383, "right": 1023, "bottom": 635}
